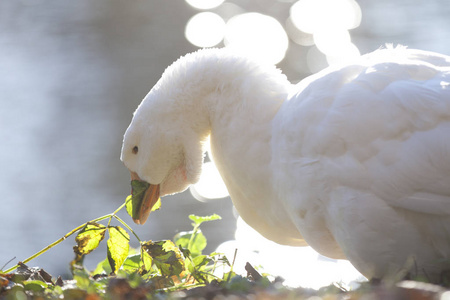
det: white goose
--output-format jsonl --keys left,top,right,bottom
{"left": 121, "top": 46, "right": 450, "bottom": 281}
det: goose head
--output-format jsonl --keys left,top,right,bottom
{"left": 120, "top": 48, "right": 283, "bottom": 226}
{"left": 120, "top": 81, "right": 209, "bottom": 224}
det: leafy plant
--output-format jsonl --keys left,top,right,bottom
{"left": 3, "top": 181, "right": 440, "bottom": 299}
{"left": 0, "top": 180, "right": 248, "bottom": 298}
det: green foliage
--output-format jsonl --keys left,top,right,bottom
{"left": 127, "top": 180, "right": 150, "bottom": 220}
{"left": 174, "top": 230, "right": 207, "bottom": 257}
{"left": 23, "top": 280, "right": 48, "bottom": 292}
{"left": 74, "top": 222, "right": 107, "bottom": 255}
{"left": 189, "top": 214, "right": 222, "bottom": 225}
{"left": 0, "top": 194, "right": 264, "bottom": 299}
{"left": 107, "top": 226, "right": 130, "bottom": 274}
{"left": 139, "top": 245, "right": 153, "bottom": 274}
{"left": 126, "top": 180, "right": 161, "bottom": 221}
{"left": 72, "top": 222, "right": 106, "bottom": 267}
{"left": 121, "top": 254, "right": 141, "bottom": 273}
{"left": 125, "top": 195, "right": 133, "bottom": 217}
{"left": 141, "top": 240, "right": 185, "bottom": 277}
{"left": 172, "top": 213, "right": 222, "bottom": 260}
{"left": 93, "top": 256, "right": 112, "bottom": 275}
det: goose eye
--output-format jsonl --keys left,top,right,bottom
{"left": 132, "top": 146, "right": 139, "bottom": 154}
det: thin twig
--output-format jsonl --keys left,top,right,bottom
{"left": 113, "top": 215, "right": 141, "bottom": 242}
{"left": 0, "top": 257, "right": 16, "bottom": 271}
{"left": 226, "top": 248, "right": 238, "bottom": 282}
{"left": 187, "top": 223, "right": 201, "bottom": 252}
{"left": 3, "top": 212, "right": 115, "bottom": 274}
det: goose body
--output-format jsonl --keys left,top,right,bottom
{"left": 121, "top": 47, "right": 450, "bottom": 281}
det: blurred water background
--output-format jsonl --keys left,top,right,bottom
{"left": 1, "top": 0, "right": 449, "bottom": 288}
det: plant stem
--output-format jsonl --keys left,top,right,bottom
{"left": 107, "top": 202, "right": 126, "bottom": 228}
{"left": 226, "top": 248, "right": 238, "bottom": 282}
{"left": 113, "top": 215, "right": 141, "bottom": 242}
{"left": 112, "top": 202, "right": 126, "bottom": 215}
{"left": 3, "top": 210, "right": 120, "bottom": 274}
{"left": 187, "top": 223, "right": 200, "bottom": 252}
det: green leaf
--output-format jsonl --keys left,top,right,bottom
{"left": 73, "top": 222, "right": 106, "bottom": 256}
{"left": 23, "top": 280, "right": 47, "bottom": 292}
{"left": 73, "top": 269, "right": 90, "bottom": 290}
{"left": 141, "top": 240, "right": 184, "bottom": 277}
{"left": 126, "top": 180, "right": 162, "bottom": 221}
{"left": 122, "top": 254, "right": 141, "bottom": 273}
{"left": 92, "top": 257, "right": 111, "bottom": 275}
{"left": 173, "top": 231, "right": 190, "bottom": 249}
{"left": 8, "top": 284, "right": 25, "bottom": 299}
{"left": 178, "top": 245, "right": 191, "bottom": 259}
{"left": 132, "top": 179, "right": 150, "bottom": 197}
{"left": 151, "top": 198, "right": 162, "bottom": 212}
{"left": 107, "top": 226, "right": 130, "bottom": 274}
{"left": 189, "top": 214, "right": 221, "bottom": 226}
{"left": 186, "top": 255, "right": 211, "bottom": 273}
{"left": 126, "top": 180, "right": 150, "bottom": 219}
{"left": 50, "top": 285, "right": 64, "bottom": 297}
{"left": 140, "top": 245, "right": 153, "bottom": 274}
{"left": 173, "top": 230, "right": 207, "bottom": 257}
{"left": 125, "top": 195, "right": 133, "bottom": 217}
{"left": 192, "top": 255, "right": 212, "bottom": 268}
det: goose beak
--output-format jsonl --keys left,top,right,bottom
{"left": 130, "top": 171, "right": 160, "bottom": 225}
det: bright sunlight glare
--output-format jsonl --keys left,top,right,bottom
{"left": 217, "top": 217, "right": 366, "bottom": 289}
{"left": 285, "top": 17, "right": 315, "bottom": 47}
{"left": 306, "top": 46, "right": 328, "bottom": 73}
{"left": 224, "top": 13, "right": 289, "bottom": 64}
{"left": 312, "top": 28, "right": 360, "bottom": 66}
{"left": 289, "top": 0, "right": 362, "bottom": 70}
{"left": 326, "top": 42, "right": 361, "bottom": 66}
{"left": 185, "top": 0, "right": 225, "bottom": 10}
{"left": 290, "top": 0, "right": 361, "bottom": 34}
{"left": 185, "top": 12, "right": 226, "bottom": 48}
{"left": 190, "top": 161, "right": 229, "bottom": 201}
{"left": 313, "top": 28, "right": 351, "bottom": 56}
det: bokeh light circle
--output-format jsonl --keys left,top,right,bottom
{"left": 285, "top": 16, "right": 315, "bottom": 46}
{"left": 224, "top": 12, "right": 289, "bottom": 64}
{"left": 190, "top": 161, "right": 229, "bottom": 201}
{"left": 326, "top": 42, "right": 361, "bottom": 66}
{"left": 185, "top": 12, "right": 226, "bottom": 48}
{"left": 313, "top": 28, "right": 351, "bottom": 56}
{"left": 185, "top": 0, "right": 225, "bottom": 10}
{"left": 290, "top": 0, "right": 361, "bottom": 33}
